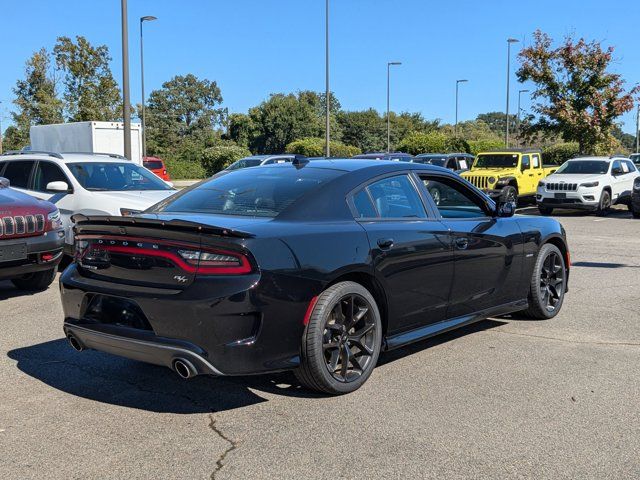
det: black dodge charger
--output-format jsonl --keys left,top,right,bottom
{"left": 60, "top": 159, "right": 569, "bottom": 394}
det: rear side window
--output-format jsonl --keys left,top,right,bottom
{"left": 143, "top": 160, "right": 163, "bottom": 170}
{"left": 365, "top": 175, "right": 426, "bottom": 219}
{"left": 624, "top": 160, "right": 637, "bottom": 172}
{"left": 151, "top": 167, "right": 341, "bottom": 217}
{"left": 3, "top": 161, "right": 35, "bottom": 188}
{"left": 352, "top": 189, "right": 377, "bottom": 218}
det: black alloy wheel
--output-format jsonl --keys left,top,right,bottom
{"left": 520, "top": 243, "right": 566, "bottom": 319}
{"left": 501, "top": 186, "right": 518, "bottom": 206}
{"left": 296, "top": 281, "right": 382, "bottom": 394}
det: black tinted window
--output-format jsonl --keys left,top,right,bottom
{"left": 33, "top": 162, "right": 68, "bottom": 192}
{"left": 68, "top": 162, "right": 171, "bottom": 191}
{"left": 352, "top": 189, "right": 377, "bottom": 218}
{"left": 3, "top": 161, "right": 35, "bottom": 188}
{"left": 152, "top": 167, "right": 340, "bottom": 217}
{"left": 422, "top": 176, "right": 486, "bottom": 218}
{"left": 366, "top": 175, "right": 426, "bottom": 219}
{"left": 143, "top": 161, "right": 163, "bottom": 170}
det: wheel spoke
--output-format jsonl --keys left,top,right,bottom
{"left": 349, "top": 339, "right": 373, "bottom": 356}
{"left": 349, "top": 352, "right": 363, "bottom": 371}
{"left": 353, "top": 305, "right": 369, "bottom": 323}
{"left": 328, "top": 349, "right": 339, "bottom": 372}
{"left": 350, "top": 323, "right": 374, "bottom": 340}
{"left": 323, "top": 341, "right": 340, "bottom": 351}
{"left": 339, "top": 344, "right": 350, "bottom": 379}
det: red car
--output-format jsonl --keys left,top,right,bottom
{"left": 0, "top": 177, "right": 65, "bottom": 291}
{"left": 143, "top": 157, "right": 171, "bottom": 181}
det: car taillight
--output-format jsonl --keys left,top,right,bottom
{"left": 177, "top": 248, "right": 251, "bottom": 274}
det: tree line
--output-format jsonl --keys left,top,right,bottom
{"left": 3, "top": 31, "right": 638, "bottom": 178}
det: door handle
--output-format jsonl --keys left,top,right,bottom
{"left": 377, "top": 238, "right": 394, "bottom": 249}
{"left": 454, "top": 237, "right": 469, "bottom": 250}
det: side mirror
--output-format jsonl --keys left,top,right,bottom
{"left": 496, "top": 201, "right": 515, "bottom": 217}
{"left": 611, "top": 167, "right": 622, "bottom": 176}
{"left": 46, "top": 181, "right": 70, "bottom": 193}
{"left": 0, "top": 177, "right": 9, "bottom": 188}
{"left": 521, "top": 162, "right": 530, "bottom": 172}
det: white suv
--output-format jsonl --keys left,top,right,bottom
{"left": 536, "top": 156, "right": 640, "bottom": 215}
{"left": 0, "top": 151, "right": 177, "bottom": 253}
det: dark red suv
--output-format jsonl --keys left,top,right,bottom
{"left": 0, "top": 177, "right": 65, "bottom": 291}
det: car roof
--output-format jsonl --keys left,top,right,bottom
{"left": 568, "top": 157, "right": 613, "bottom": 162}
{"left": 0, "top": 151, "right": 136, "bottom": 164}
{"left": 256, "top": 158, "right": 447, "bottom": 173}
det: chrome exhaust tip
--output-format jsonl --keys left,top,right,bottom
{"left": 67, "top": 334, "right": 83, "bottom": 352}
{"left": 173, "top": 358, "right": 196, "bottom": 379}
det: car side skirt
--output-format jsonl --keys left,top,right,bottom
{"left": 384, "top": 299, "right": 528, "bottom": 351}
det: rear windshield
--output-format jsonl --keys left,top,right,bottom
{"left": 555, "top": 161, "right": 609, "bottom": 175}
{"left": 420, "top": 157, "right": 447, "bottom": 166}
{"left": 68, "top": 162, "right": 172, "bottom": 191}
{"left": 143, "top": 160, "right": 163, "bottom": 170}
{"left": 475, "top": 154, "right": 519, "bottom": 168}
{"left": 630, "top": 154, "right": 640, "bottom": 165}
{"left": 151, "top": 167, "right": 341, "bottom": 217}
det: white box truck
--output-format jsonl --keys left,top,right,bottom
{"left": 30, "top": 121, "right": 143, "bottom": 164}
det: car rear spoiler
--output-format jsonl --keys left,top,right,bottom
{"left": 71, "top": 214, "right": 255, "bottom": 239}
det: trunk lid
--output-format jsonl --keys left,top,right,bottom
{"left": 73, "top": 214, "right": 255, "bottom": 289}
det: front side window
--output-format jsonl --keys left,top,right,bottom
{"left": 521, "top": 155, "right": 531, "bottom": 170}
{"left": 33, "top": 162, "right": 69, "bottom": 192}
{"left": 2, "top": 161, "right": 35, "bottom": 188}
{"left": 421, "top": 176, "right": 487, "bottom": 219}
{"left": 365, "top": 175, "right": 426, "bottom": 219}
{"left": 67, "top": 162, "right": 172, "bottom": 191}
{"left": 611, "top": 160, "right": 623, "bottom": 174}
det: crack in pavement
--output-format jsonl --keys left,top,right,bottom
{"left": 209, "top": 414, "right": 238, "bottom": 480}
{"left": 489, "top": 330, "right": 640, "bottom": 346}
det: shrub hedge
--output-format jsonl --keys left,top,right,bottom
{"left": 286, "top": 137, "right": 362, "bottom": 157}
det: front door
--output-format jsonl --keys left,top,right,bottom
{"left": 417, "top": 173, "right": 525, "bottom": 318}
{"left": 352, "top": 174, "right": 454, "bottom": 334}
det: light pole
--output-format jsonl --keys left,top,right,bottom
{"left": 121, "top": 0, "right": 132, "bottom": 160}
{"left": 387, "top": 61, "right": 401, "bottom": 153}
{"left": 636, "top": 104, "right": 639, "bottom": 153}
{"left": 505, "top": 38, "right": 519, "bottom": 148}
{"left": 517, "top": 88, "right": 529, "bottom": 144}
{"left": 455, "top": 79, "right": 468, "bottom": 136}
{"left": 140, "top": 15, "right": 157, "bottom": 159}
{"left": 0, "top": 100, "right": 3, "bottom": 155}
{"left": 325, "top": 0, "right": 330, "bottom": 157}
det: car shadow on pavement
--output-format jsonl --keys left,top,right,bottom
{"left": 7, "top": 338, "right": 321, "bottom": 414}
{"left": 0, "top": 280, "right": 42, "bottom": 301}
{"left": 378, "top": 319, "right": 507, "bottom": 366}
{"left": 517, "top": 206, "right": 633, "bottom": 219}
{"left": 8, "top": 320, "right": 508, "bottom": 412}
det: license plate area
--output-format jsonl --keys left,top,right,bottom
{"left": 0, "top": 243, "right": 27, "bottom": 263}
{"left": 554, "top": 193, "right": 567, "bottom": 199}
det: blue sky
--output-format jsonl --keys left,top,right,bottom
{"left": 1, "top": 0, "right": 639, "bottom": 133}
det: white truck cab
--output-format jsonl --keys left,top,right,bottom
{"left": 0, "top": 151, "right": 176, "bottom": 253}
{"left": 536, "top": 156, "right": 640, "bottom": 216}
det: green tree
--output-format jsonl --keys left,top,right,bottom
{"left": 53, "top": 36, "right": 121, "bottom": 122}
{"left": 245, "top": 93, "right": 324, "bottom": 153}
{"left": 397, "top": 131, "right": 470, "bottom": 155}
{"left": 476, "top": 112, "right": 517, "bottom": 138}
{"left": 200, "top": 144, "right": 251, "bottom": 175}
{"left": 337, "top": 109, "right": 386, "bottom": 152}
{"left": 146, "top": 73, "right": 224, "bottom": 153}
{"left": 517, "top": 30, "right": 639, "bottom": 154}
{"left": 5, "top": 48, "right": 64, "bottom": 150}
{"left": 286, "top": 137, "right": 361, "bottom": 157}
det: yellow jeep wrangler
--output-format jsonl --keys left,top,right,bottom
{"left": 461, "top": 149, "right": 558, "bottom": 204}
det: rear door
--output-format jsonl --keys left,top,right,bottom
{"left": 351, "top": 173, "right": 453, "bottom": 334}
{"left": 417, "top": 172, "right": 524, "bottom": 318}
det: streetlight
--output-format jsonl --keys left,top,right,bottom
{"left": 387, "top": 61, "right": 402, "bottom": 153}
{"left": 325, "top": 0, "right": 330, "bottom": 157}
{"left": 517, "top": 89, "right": 530, "bottom": 142}
{"left": 505, "top": 38, "right": 519, "bottom": 148}
{"left": 140, "top": 15, "right": 157, "bottom": 159}
{"left": 455, "top": 79, "right": 468, "bottom": 136}
{"left": 121, "top": 0, "right": 132, "bottom": 160}
{"left": 0, "top": 100, "right": 3, "bottom": 155}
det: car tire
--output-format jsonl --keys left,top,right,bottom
{"left": 11, "top": 268, "right": 57, "bottom": 291}
{"left": 295, "top": 281, "right": 382, "bottom": 395}
{"left": 520, "top": 244, "right": 566, "bottom": 320}
{"left": 632, "top": 209, "right": 640, "bottom": 219}
{"left": 596, "top": 190, "right": 611, "bottom": 216}
{"left": 538, "top": 205, "right": 553, "bottom": 215}
{"left": 501, "top": 186, "right": 518, "bottom": 206}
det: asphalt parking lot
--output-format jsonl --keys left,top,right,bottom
{"left": 1, "top": 207, "right": 639, "bottom": 479}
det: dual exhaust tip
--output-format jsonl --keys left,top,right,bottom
{"left": 66, "top": 334, "right": 198, "bottom": 380}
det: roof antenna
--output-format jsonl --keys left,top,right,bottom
{"left": 292, "top": 155, "right": 310, "bottom": 168}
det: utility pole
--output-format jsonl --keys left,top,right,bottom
{"left": 140, "top": 15, "right": 157, "bottom": 159}
{"left": 121, "top": 0, "right": 132, "bottom": 160}
{"left": 455, "top": 79, "right": 468, "bottom": 136}
{"left": 505, "top": 38, "right": 519, "bottom": 148}
{"left": 0, "top": 101, "right": 3, "bottom": 155}
{"left": 387, "top": 61, "right": 401, "bottom": 153}
{"left": 325, "top": 0, "right": 330, "bottom": 158}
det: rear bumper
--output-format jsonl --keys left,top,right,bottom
{"left": 63, "top": 322, "right": 224, "bottom": 375}
{"left": 0, "top": 229, "right": 65, "bottom": 280}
